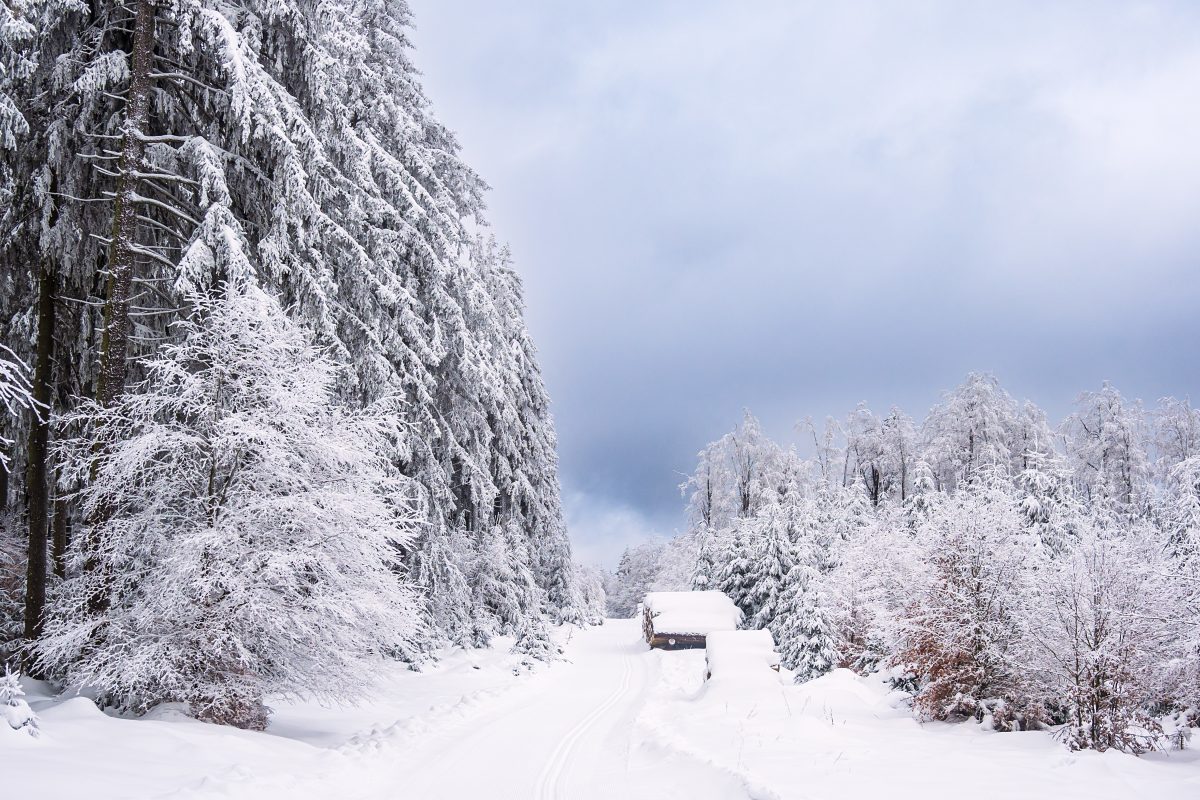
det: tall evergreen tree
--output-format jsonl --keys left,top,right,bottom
{"left": 775, "top": 564, "right": 840, "bottom": 682}
{"left": 0, "top": 1, "right": 581, "bottom": 660}
{"left": 38, "top": 286, "right": 421, "bottom": 727}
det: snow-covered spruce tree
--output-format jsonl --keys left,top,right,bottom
{"left": 0, "top": 346, "right": 35, "bottom": 472}
{"left": 892, "top": 481, "right": 1041, "bottom": 728}
{"left": 512, "top": 610, "right": 557, "bottom": 663}
{"left": 575, "top": 564, "right": 608, "bottom": 624}
{"left": 775, "top": 564, "right": 840, "bottom": 683}
{"left": 744, "top": 501, "right": 801, "bottom": 630}
{"left": 690, "top": 524, "right": 719, "bottom": 590}
{"left": 3, "top": 1, "right": 581, "bottom": 655}
{"left": 1, "top": 666, "right": 38, "bottom": 737}
{"left": 542, "top": 545, "right": 584, "bottom": 626}
{"left": 470, "top": 523, "right": 525, "bottom": 643}
{"left": 501, "top": 519, "right": 557, "bottom": 659}
{"left": 38, "top": 286, "right": 420, "bottom": 728}
{"left": 410, "top": 528, "right": 474, "bottom": 651}
{"left": 716, "top": 519, "right": 756, "bottom": 617}
{"left": 904, "top": 459, "right": 939, "bottom": 525}
{"left": 469, "top": 238, "right": 578, "bottom": 623}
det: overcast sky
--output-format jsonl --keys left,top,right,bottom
{"left": 406, "top": 0, "right": 1200, "bottom": 568}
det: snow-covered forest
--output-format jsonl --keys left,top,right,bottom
{"left": 2, "top": 1, "right": 1199, "bottom": 797}
{"left": 609, "top": 373, "right": 1200, "bottom": 753}
{"left": 0, "top": 0, "right": 603, "bottom": 729}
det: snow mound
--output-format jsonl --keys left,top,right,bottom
{"left": 643, "top": 591, "right": 741, "bottom": 635}
{"left": 790, "top": 668, "right": 885, "bottom": 710}
{"left": 40, "top": 695, "right": 105, "bottom": 722}
{"left": 705, "top": 629, "right": 780, "bottom": 684}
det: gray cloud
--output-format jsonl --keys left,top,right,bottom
{"left": 408, "top": 0, "right": 1200, "bottom": 567}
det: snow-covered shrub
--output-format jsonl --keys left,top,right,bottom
{"left": 38, "top": 286, "right": 421, "bottom": 728}
{"left": 826, "top": 511, "right": 919, "bottom": 676}
{"left": 512, "top": 613, "right": 558, "bottom": 665}
{"left": 1162, "top": 709, "right": 1196, "bottom": 750}
{"left": 1, "top": 667, "right": 38, "bottom": 737}
{"left": 893, "top": 483, "right": 1038, "bottom": 725}
{"left": 1025, "top": 524, "right": 1176, "bottom": 753}
{"left": 575, "top": 564, "right": 608, "bottom": 625}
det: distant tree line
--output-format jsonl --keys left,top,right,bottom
{"left": 610, "top": 374, "right": 1200, "bottom": 753}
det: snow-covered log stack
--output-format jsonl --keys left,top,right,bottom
{"left": 642, "top": 591, "right": 741, "bottom": 650}
{"left": 704, "top": 629, "right": 780, "bottom": 683}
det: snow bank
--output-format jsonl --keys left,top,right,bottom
{"left": 704, "top": 629, "right": 780, "bottom": 683}
{"left": 640, "top": 652, "right": 1200, "bottom": 800}
{"left": 643, "top": 591, "right": 741, "bottom": 636}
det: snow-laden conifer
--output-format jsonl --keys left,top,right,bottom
{"left": 0, "top": 1, "right": 583, "bottom": 658}
{"left": 0, "top": 667, "right": 38, "bottom": 737}
{"left": 0, "top": 345, "right": 36, "bottom": 470}
{"left": 38, "top": 285, "right": 420, "bottom": 728}
{"left": 716, "top": 520, "right": 756, "bottom": 617}
{"left": 744, "top": 502, "right": 801, "bottom": 630}
{"left": 775, "top": 565, "right": 840, "bottom": 683}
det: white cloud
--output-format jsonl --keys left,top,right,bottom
{"left": 563, "top": 488, "right": 677, "bottom": 570}
{"left": 408, "top": 0, "right": 1200, "bottom": 563}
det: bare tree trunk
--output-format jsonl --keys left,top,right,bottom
{"left": 94, "top": 0, "right": 157, "bottom": 409}
{"left": 23, "top": 264, "right": 57, "bottom": 669}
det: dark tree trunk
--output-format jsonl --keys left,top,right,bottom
{"left": 86, "top": 0, "right": 158, "bottom": 618}
{"left": 94, "top": 0, "right": 157, "bottom": 409}
{"left": 23, "top": 265, "right": 57, "bottom": 668}
{"left": 0, "top": 462, "right": 7, "bottom": 511}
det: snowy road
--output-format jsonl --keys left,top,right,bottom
{"left": 13, "top": 619, "right": 1200, "bottom": 800}
{"left": 384, "top": 619, "right": 756, "bottom": 800}
{"left": 395, "top": 621, "right": 687, "bottom": 799}
{"left": 396, "top": 622, "right": 648, "bottom": 798}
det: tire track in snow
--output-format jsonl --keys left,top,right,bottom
{"left": 534, "top": 650, "right": 635, "bottom": 799}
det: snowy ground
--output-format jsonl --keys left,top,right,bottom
{"left": 7, "top": 619, "right": 1199, "bottom": 799}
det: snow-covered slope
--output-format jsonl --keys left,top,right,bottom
{"left": 6, "top": 620, "right": 1198, "bottom": 799}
